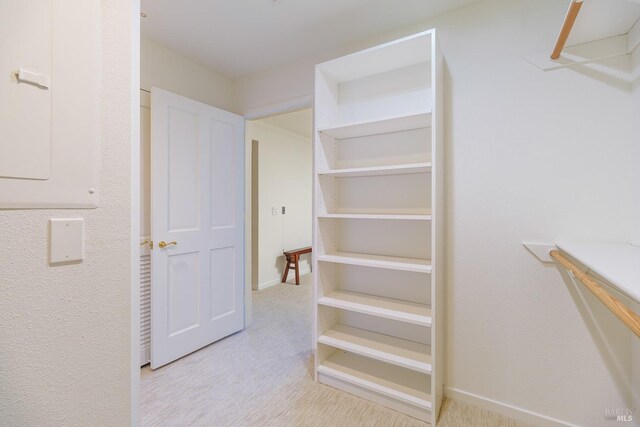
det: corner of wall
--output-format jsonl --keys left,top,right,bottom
{"left": 140, "top": 37, "right": 238, "bottom": 113}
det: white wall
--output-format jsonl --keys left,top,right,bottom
{"left": 0, "top": 0, "right": 135, "bottom": 424}
{"left": 237, "top": 1, "right": 638, "bottom": 425}
{"left": 141, "top": 37, "right": 238, "bottom": 113}
{"left": 249, "top": 119, "right": 312, "bottom": 290}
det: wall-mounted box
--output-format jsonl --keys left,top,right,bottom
{"left": 0, "top": 0, "right": 100, "bottom": 209}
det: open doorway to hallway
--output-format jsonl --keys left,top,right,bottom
{"left": 249, "top": 109, "right": 313, "bottom": 291}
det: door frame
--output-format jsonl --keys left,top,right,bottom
{"left": 130, "top": 2, "right": 141, "bottom": 426}
{"left": 242, "top": 95, "right": 314, "bottom": 327}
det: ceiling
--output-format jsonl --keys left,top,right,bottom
{"left": 140, "top": 0, "right": 479, "bottom": 79}
{"left": 258, "top": 109, "right": 313, "bottom": 139}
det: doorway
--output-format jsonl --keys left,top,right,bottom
{"left": 138, "top": 93, "right": 313, "bottom": 367}
{"left": 138, "top": 105, "right": 315, "bottom": 425}
{"left": 248, "top": 109, "right": 313, "bottom": 291}
{"left": 138, "top": 88, "right": 246, "bottom": 369}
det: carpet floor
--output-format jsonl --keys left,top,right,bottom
{"left": 141, "top": 274, "right": 529, "bottom": 427}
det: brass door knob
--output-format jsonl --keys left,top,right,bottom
{"left": 158, "top": 241, "right": 177, "bottom": 248}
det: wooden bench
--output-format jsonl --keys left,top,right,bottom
{"left": 281, "top": 246, "right": 312, "bottom": 285}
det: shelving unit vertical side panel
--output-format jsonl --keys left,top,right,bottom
{"left": 314, "top": 68, "right": 339, "bottom": 381}
{"left": 313, "top": 68, "right": 322, "bottom": 381}
{"left": 430, "top": 32, "right": 445, "bottom": 424}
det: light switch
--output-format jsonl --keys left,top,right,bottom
{"left": 49, "top": 218, "right": 84, "bottom": 264}
{"left": 272, "top": 206, "right": 280, "bottom": 216}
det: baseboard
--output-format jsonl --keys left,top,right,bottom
{"left": 444, "top": 387, "right": 577, "bottom": 427}
{"left": 257, "top": 278, "right": 281, "bottom": 290}
{"left": 257, "top": 267, "right": 311, "bottom": 290}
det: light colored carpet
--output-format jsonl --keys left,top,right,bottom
{"left": 141, "top": 275, "right": 529, "bottom": 427}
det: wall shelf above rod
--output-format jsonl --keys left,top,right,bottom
{"left": 523, "top": 241, "right": 640, "bottom": 338}
{"left": 524, "top": 0, "right": 640, "bottom": 73}
{"left": 550, "top": 248, "right": 640, "bottom": 338}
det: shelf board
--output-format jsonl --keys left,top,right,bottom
{"left": 318, "top": 325, "right": 432, "bottom": 373}
{"left": 316, "top": 31, "right": 432, "bottom": 83}
{"left": 318, "top": 213, "right": 432, "bottom": 221}
{"left": 318, "top": 290, "right": 432, "bottom": 326}
{"left": 318, "top": 162, "right": 431, "bottom": 178}
{"left": 318, "top": 350, "right": 432, "bottom": 410}
{"left": 318, "top": 113, "right": 432, "bottom": 139}
{"left": 555, "top": 241, "right": 640, "bottom": 304}
{"left": 317, "top": 251, "right": 432, "bottom": 274}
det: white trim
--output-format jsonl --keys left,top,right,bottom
{"left": 245, "top": 125, "right": 253, "bottom": 325}
{"left": 130, "top": 0, "right": 141, "bottom": 425}
{"left": 139, "top": 346, "right": 150, "bottom": 366}
{"left": 140, "top": 89, "right": 150, "bottom": 108}
{"left": 253, "top": 120, "right": 311, "bottom": 141}
{"left": 257, "top": 267, "right": 311, "bottom": 290}
{"left": 258, "top": 278, "right": 282, "bottom": 290}
{"left": 444, "top": 387, "right": 577, "bottom": 427}
{"left": 243, "top": 95, "right": 313, "bottom": 120}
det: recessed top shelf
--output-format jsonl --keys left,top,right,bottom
{"left": 555, "top": 241, "right": 640, "bottom": 304}
{"left": 318, "top": 213, "right": 432, "bottom": 221}
{"left": 318, "top": 251, "right": 432, "bottom": 274}
{"left": 318, "top": 290, "right": 432, "bottom": 326}
{"left": 318, "top": 351, "right": 432, "bottom": 410}
{"left": 318, "top": 324, "right": 432, "bottom": 373}
{"left": 318, "top": 113, "right": 431, "bottom": 139}
{"left": 318, "top": 162, "right": 431, "bottom": 178}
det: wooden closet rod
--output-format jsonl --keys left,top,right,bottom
{"left": 550, "top": 250, "right": 640, "bottom": 338}
{"left": 551, "top": 0, "right": 583, "bottom": 60}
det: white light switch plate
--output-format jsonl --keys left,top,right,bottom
{"left": 50, "top": 218, "right": 84, "bottom": 264}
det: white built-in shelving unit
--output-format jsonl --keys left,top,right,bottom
{"left": 313, "top": 30, "right": 444, "bottom": 424}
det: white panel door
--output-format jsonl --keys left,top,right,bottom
{"left": 151, "top": 88, "right": 245, "bottom": 369}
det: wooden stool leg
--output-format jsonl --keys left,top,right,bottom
{"left": 282, "top": 255, "right": 291, "bottom": 283}
{"left": 294, "top": 254, "right": 300, "bottom": 285}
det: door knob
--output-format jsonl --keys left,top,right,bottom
{"left": 158, "top": 241, "right": 177, "bottom": 248}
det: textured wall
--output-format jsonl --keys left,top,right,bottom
{"left": 0, "top": 1, "right": 134, "bottom": 425}
{"left": 236, "top": 1, "right": 638, "bottom": 425}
